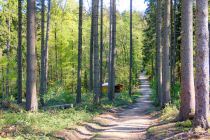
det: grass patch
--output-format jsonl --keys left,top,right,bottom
{"left": 0, "top": 91, "right": 140, "bottom": 139}
{"left": 160, "top": 104, "right": 179, "bottom": 122}
{"left": 176, "top": 120, "right": 192, "bottom": 131}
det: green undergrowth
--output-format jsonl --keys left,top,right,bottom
{"left": 147, "top": 105, "right": 192, "bottom": 139}
{"left": 150, "top": 78, "right": 180, "bottom": 107}
{"left": 0, "top": 90, "right": 140, "bottom": 139}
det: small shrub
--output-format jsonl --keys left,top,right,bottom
{"left": 160, "top": 104, "right": 179, "bottom": 122}
{"left": 176, "top": 120, "right": 192, "bottom": 128}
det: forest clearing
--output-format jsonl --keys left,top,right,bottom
{"left": 0, "top": 0, "right": 210, "bottom": 139}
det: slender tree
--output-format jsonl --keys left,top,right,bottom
{"left": 44, "top": 0, "right": 51, "bottom": 101}
{"left": 162, "top": 0, "right": 171, "bottom": 105}
{"left": 92, "top": 0, "right": 100, "bottom": 104}
{"left": 26, "top": 0, "right": 38, "bottom": 111}
{"left": 108, "top": 0, "right": 116, "bottom": 101}
{"left": 40, "top": 0, "right": 45, "bottom": 106}
{"left": 156, "top": 0, "right": 162, "bottom": 106}
{"left": 17, "top": 0, "right": 23, "bottom": 104}
{"left": 179, "top": 0, "right": 195, "bottom": 121}
{"left": 76, "top": 0, "right": 83, "bottom": 104}
{"left": 6, "top": 3, "right": 11, "bottom": 97}
{"left": 55, "top": 27, "right": 58, "bottom": 79}
{"left": 193, "top": 0, "right": 209, "bottom": 129}
{"left": 99, "top": 0, "right": 103, "bottom": 97}
{"left": 128, "top": 0, "right": 133, "bottom": 96}
{"left": 89, "top": 0, "right": 94, "bottom": 92}
{"left": 171, "top": 0, "right": 177, "bottom": 87}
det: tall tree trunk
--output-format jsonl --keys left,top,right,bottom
{"left": 156, "top": 0, "right": 162, "bottom": 106}
{"left": 92, "top": 0, "right": 100, "bottom": 104}
{"left": 6, "top": 14, "right": 10, "bottom": 98}
{"left": 55, "top": 27, "right": 58, "bottom": 80}
{"left": 76, "top": 0, "right": 83, "bottom": 104}
{"left": 193, "top": 0, "right": 209, "bottom": 129}
{"left": 162, "top": 0, "right": 171, "bottom": 105}
{"left": 99, "top": 0, "right": 103, "bottom": 98}
{"left": 89, "top": 1, "right": 94, "bottom": 92}
{"left": 172, "top": 0, "right": 177, "bottom": 87}
{"left": 179, "top": 0, "right": 195, "bottom": 121}
{"left": 40, "top": 0, "right": 45, "bottom": 106}
{"left": 108, "top": 0, "right": 116, "bottom": 101}
{"left": 2, "top": 67, "right": 4, "bottom": 99}
{"left": 43, "top": 0, "right": 51, "bottom": 101}
{"left": 17, "top": 0, "right": 23, "bottom": 104}
{"left": 128, "top": 0, "right": 133, "bottom": 96}
{"left": 26, "top": 0, "right": 38, "bottom": 111}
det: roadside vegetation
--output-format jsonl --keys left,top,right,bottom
{"left": 0, "top": 91, "right": 140, "bottom": 139}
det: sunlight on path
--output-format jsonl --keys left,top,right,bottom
{"left": 94, "top": 73, "right": 157, "bottom": 140}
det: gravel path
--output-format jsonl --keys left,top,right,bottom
{"left": 55, "top": 74, "right": 158, "bottom": 140}
{"left": 93, "top": 74, "right": 157, "bottom": 140}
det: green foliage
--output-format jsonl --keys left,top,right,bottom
{"left": 171, "top": 82, "right": 181, "bottom": 107}
{"left": 160, "top": 104, "right": 179, "bottom": 122}
{"left": 176, "top": 120, "right": 192, "bottom": 128}
{"left": 0, "top": 0, "right": 145, "bottom": 102}
{"left": 0, "top": 91, "right": 140, "bottom": 139}
{"left": 150, "top": 78, "right": 159, "bottom": 106}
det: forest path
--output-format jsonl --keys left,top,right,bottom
{"left": 93, "top": 74, "right": 158, "bottom": 140}
{"left": 55, "top": 74, "right": 158, "bottom": 140}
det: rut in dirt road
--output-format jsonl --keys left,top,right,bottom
{"left": 55, "top": 74, "right": 158, "bottom": 140}
{"left": 93, "top": 74, "right": 157, "bottom": 140}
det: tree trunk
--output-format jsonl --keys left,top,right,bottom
{"left": 162, "top": 0, "right": 171, "bottom": 105}
{"left": 193, "top": 0, "right": 209, "bottom": 129}
{"left": 40, "top": 0, "right": 45, "bottom": 106}
{"left": 2, "top": 67, "right": 4, "bottom": 99}
{"left": 172, "top": 0, "right": 177, "bottom": 87}
{"left": 99, "top": 0, "right": 103, "bottom": 98}
{"left": 6, "top": 13, "right": 10, "bottom": 98}
{"left": 89, "top": 1, "right": 94, "bottom": 92}
{"left": 108, "top": 0, "right": 116, "bottom": 101}
{"left": 179, "top": 0, "right": 195, "bottom": 121}
{"left": 55, "top": 27, "right": 58, "bottom": 80}
{"left": 156, "top": 0, "right": 162, "bottom": 106}
{"left": 129, "top": 0, "right": 133, "bottom": 96}
{"left": 76, "top": 0, "right": 83, "bottom": 104}
{"left": 17, "top": 0, "right": 23, "bottom": 104}
{"left": 92, "top": 0, "right": 100, "bottom": 104}
{"left": 26, "top": 0, "right": 38, "bottom": 111}
{"left": 43, "top": 0, "right": 51, "bottom": 102}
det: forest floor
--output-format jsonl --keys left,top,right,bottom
{"left": 55, "top": 74, "right": 158, "bottom": 139}
{"left": 55, "top": 74, "right": 210, "bottom": 140}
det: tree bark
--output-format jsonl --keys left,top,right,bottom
{"left": 179, "top": 0, "right": 195, "bottom": 121}
{"left": 55, "top": 27, "right": 58, "bottom": 80}
{"left": 171, "top": 0, "right": 177, "bottom": 87}
{"left": 99, "top": 0, "right": 103, "bottom": 98}
{"left": 89, "top": 0, "right": 94, "bottom": 92}
{"left": 6, "top": 7, "right": 10, "bottom": 98}
{"left": 40, "top": 0, "right": 45, "bottom": 106}
{"left": 129, "top": 0, "right": 133, "bottom": 97}
{"left": 92, "top": 0, "right": 100, "bottom": 104}
{"left": 17, "top": 0, "right": 23, "bottom": 104}
{"left": 162, "top": 0, "right": 171, "bottom": 106}
{"left": 193, "top": 0, "right": 209, "bottom": 129}
{"left": 76, "top": 0, "right": 83, "bottom": 104}
{"left": 2, "top": 67, "right": 4, "bottom": 99}
{"left": 43, "top": 0, "right": 51, "bottom": 103}
{"left": 26, "top": 0, "right": 38, "bottom": 111}
{"left": 156, "top": 0, "right": 162, "bottom": 106}
{"left": 108, "top": 0, "right": 116, "bottom": 101}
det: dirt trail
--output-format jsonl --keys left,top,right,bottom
{"left": 55, "top": 74, "right": 158, "bottom": 140}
